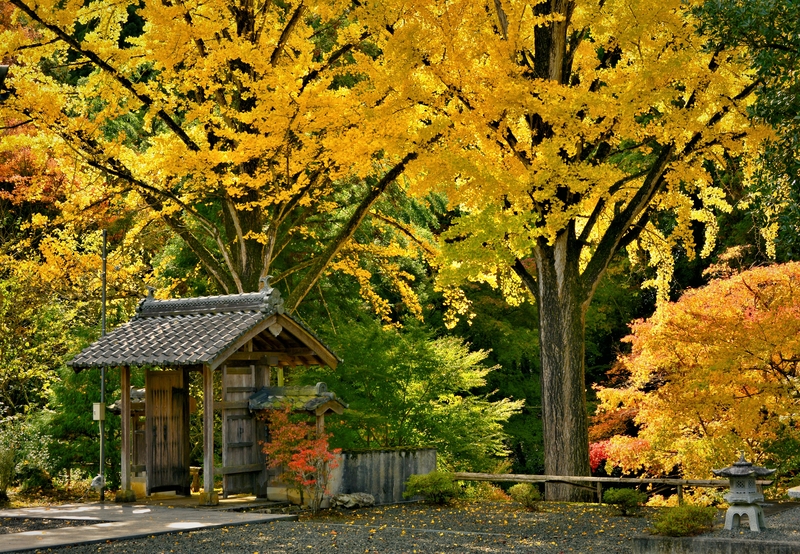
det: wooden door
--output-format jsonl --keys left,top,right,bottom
{"left": 221, "top": 364, "right": 268, "bottom": 497}
{"left": 145, "top": 369, "right": 190, "bottom": 495}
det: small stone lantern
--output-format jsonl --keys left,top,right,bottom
{"left": 712, "top": 453, "right": 776, "bottom": 532}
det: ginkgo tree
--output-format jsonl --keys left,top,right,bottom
{"left": 0, "top": 0, "right": 422, "bottom": 309}
{"left": 595, "top": 262, "right": 800, "bottom": 479}
{"left": 364, "top": 0, "right": 771, "bottom": 499}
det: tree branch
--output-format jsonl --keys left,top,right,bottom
{"left": 580, "top": 144, "right": 674, "bottom": 303}
{"left": 224, "top": 195, "right": 247, "bottom": 273}
{"left": 80, "top": 151, "right": 244, "bottom": 291}
{"left": 513, "top": 257, "right": 539, "bottom": 305}
{"left": 370, "top": 211, "right": 438, "bottom": 258}
{"left": 270, "top": 2, "right": 307, "bottom": 67}
{"left": 284, "top": 150, "right": 419, "bottom": 312}
{"left": 141, "top": 193, "right": 236, "bottom": 293}
{"left": 576, "top": 167, "right": 651, "bottom": 245}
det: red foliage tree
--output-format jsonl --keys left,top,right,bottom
{"left": 260, "top": 405, "right": 340, "bottom": 513}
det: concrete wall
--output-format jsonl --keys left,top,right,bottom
{"left": 328, "top": 448, "right": 436, "bottom": 505}
{"left": 633, "top": 536, "right": 800, "bottom": 554}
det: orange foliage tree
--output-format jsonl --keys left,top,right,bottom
{"left": 595, "top": 262, "right": 800, "bottom": 478}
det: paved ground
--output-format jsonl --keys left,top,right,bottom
{"left": 0, "top": 502, "right": 296, "bottom": 553}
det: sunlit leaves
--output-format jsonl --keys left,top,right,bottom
{"left": 1, "top": 0, "right": 419, "bottom": 300}
{"left": 378, "top": 0, "right": 768, "bottom": 306}
{"left": 595, "top": 262, "right": 800, "bottom": 477}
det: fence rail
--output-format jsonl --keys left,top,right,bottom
{"left": 452, "top": 472, "right": 774, "bottom": 504}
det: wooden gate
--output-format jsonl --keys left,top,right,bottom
{"left": 145, "top": 369, "right": 190, "bottom": 495}
{"left": 220, "top": 363, "right": 268, "bottom": 497}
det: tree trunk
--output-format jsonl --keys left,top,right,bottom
{"left": 533, "top": 230, "right": 592, "bottom": 501}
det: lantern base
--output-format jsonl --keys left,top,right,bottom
{"left": 723, "top": 504, "right": 766, "bottom": 532}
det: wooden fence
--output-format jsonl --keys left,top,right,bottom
{"left": 452, "top": 472, "right": 774, "bottom": 504}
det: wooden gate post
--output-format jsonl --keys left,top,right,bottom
{"left": 115, "top": 365, "right": 136, "bottom": 502}
{"left": 200, "top": 364, "right": 219, "bottom": 505}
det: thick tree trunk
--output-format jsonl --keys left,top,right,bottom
{"left": 533, "top": 230, "right": 592, "bottom": 501}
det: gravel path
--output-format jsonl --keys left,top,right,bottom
{"left": 709, "top": 504, "right": 800, "bottom": 544}
{"left": 6, "top": 501, "right": 800, "bottom": 553}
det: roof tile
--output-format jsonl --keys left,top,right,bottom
{"left": 69, "top": 289, "right": 281, "bottom": 368}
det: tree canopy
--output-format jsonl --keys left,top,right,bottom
{"left": 1, "top": 0, "right": 423, "bottom": 307}
{"left": 297, "top": 320, "right": 523, "bottom": 472}
{"left": 364, "top": 0, "right": 770, "bottom": 498}
{"left": 697, "top": 0, "right": 800, "bottom": 260}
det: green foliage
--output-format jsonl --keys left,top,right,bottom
{"left": 763, "top": 425, "right": 800, "bottom": 478}
{"left": 43, "top": 367, "right": 123, "bottom": 489}
{"left": 444, "top": 284, "right": 544, "bottom": 474}
{"left": 0, "top": 414, "right": 52, "bottom": 498}
{"left": 650, "top": 505, "right": 717, "bottom": 536}
{"left": 0, "top": 277, "right": 94, "bottom": 417}
{"left": 697, "top": 0, "right": 800, "bottom": 261}
{"left": 0, "top": 419, "right": 16, "bottom": 501}
{"left": 403, "top": 470, "right": 460, "bottom": 504}
{"left": 0, "top": 455, "right": 11, "bottom": 502}
{"left": 585, "top": 257, "right": 648, "bottom": 384}
{"left": 16, "top": 463, "right": 53, "bottom": 492}
{"left": 603, "top": 488, "right": 649, "bottom": 516}
{"left": 296, "top": 319, "right": 522, "bottom": 471}
{"left": 508, "top": 483, "right": 541, "bottom": 510}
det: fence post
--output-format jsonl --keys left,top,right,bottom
{"left": 677, "top": 484, "right": 684, "bottom": 505}
{"left": 596, "top": 481, "right": 603, "bottom": 503}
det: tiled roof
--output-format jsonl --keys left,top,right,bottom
{"left": 712, "top": 453, "right": 776, "bottom": 478}
{"left": 249, "top": 382, "right": 348, "bottom": 413}
{"left": 68, "top": 286, "right": 298, "bottom": 369}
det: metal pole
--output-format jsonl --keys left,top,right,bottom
{"left": 100, "top": 230, "right": 107, "bottom": 501}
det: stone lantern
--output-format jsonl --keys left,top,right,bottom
{"left": 712, "top": 453, "right": 776, "bottom": 532}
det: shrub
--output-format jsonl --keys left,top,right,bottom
{"left": 403, "top": 470, "right": 460, "bottom": 504}
{"left": 463, "top": 481, "right": 511, "bottom": 502}
{"left": 16, "top": 463, "right": 53, "bottom": 492}
{"left": 650, "top": 505, "right": 717, "bottom": 536}
{"left": 603, "top": 487, "right": 648, "bottom": 515}
{"left": 0, "top": 447, "right": 13, "bottom": 503}
{"left": 508, "top": 483, "right": 541, "bottom": 510}
{"left": 0, "top": 416, "right": 22, "bottom": 502}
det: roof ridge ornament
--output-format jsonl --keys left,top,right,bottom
{"left": 260, "top": 275, "right": 273, "bottom": 292}
{"left": 260, "top": 275, "right": 285, "bottom": 315}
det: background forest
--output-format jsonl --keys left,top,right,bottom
{"left": 0, "top": 0, "right": 799, "bottom": 500}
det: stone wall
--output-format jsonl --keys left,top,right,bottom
{"left": 328, "top": 448, "right": 436, "bottom": 505}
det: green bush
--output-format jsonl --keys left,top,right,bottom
{"left": 650, "top": 505, "right": 717, "bottom": 536}
{"left": 603, "top": 487, "right": 648, "bottom": 515}
{"left": 462, "top": 481, "right": 511, "bottom": 502}
{"left": 16, "top": 463, "right": 53, "bottom": 492}
{"left": 0, "top": 416, "right": 21, "bottom": 503}
{"left": 403, "top": 470, "right": 461, "bottom": 504}
{"left": 0, "top": 447, "right": 13, "bottom": 503}
{"left": 508, "top": 483, "right": 541, "bottom": 509}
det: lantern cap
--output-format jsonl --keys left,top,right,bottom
{"left": 712, "top": 453, "right": 776, "bottom": 478}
